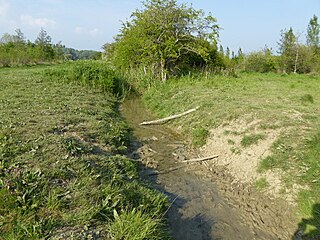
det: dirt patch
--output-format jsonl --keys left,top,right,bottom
{"left": 199, "top": 116, "right": 299, "bottom": 201}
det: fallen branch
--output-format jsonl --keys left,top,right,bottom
{"left": 139, "top": 106, "right": 200, "bottom": 126}
{"left": 180, "top": 155, "right": 219, "bottom": 163}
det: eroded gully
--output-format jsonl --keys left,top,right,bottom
{"left": 121, "top": 98, "right": 298, "bottom": 240}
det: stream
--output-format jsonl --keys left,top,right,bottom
{"left": 121, "top": 98, "right": 297, "bottom": 240}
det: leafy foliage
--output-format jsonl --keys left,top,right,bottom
{"left": 0, "top": 29, "right": 101, "bottom": 67}
{"left": 307, "top": 15, "right": 320, "bottom": 52}
{"left": 0, "top": 28, "right": 57, "bottom": 66}
{"left": 108, "top": 0, "right": 220, "bottom": 82}
{"left": 243, "top": 48, "right": 276, "bottom": 73}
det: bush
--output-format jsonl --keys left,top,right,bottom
{"left": 243, "top": 50, "right": 276, "bottom": 73}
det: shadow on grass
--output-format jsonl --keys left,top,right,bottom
{"left": 293, "top": 203, "right": 320, "bottom": 240}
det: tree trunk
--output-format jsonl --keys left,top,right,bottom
{"left": 160, "top": 59, "right": 167, "bottom": 82}
{"left": 294, "top": 46, "right": 299, "bottom": 74}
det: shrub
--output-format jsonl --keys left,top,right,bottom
{"left": 243, "top": 50, "right": 276, "bottom": 73}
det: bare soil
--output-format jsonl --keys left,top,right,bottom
{"left": 121, "top": 98, "right": 299, "bottom": 240}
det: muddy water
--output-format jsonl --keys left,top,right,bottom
{"left": 121, "top": 98, "right": 297, "bottom": 240}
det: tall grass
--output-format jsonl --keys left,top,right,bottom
{"left": 44, "top": 60, "right": 130, "bottom": 97}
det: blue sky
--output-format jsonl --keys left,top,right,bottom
{"left": 0, "top": 0, "right": 319, "bottom": 52}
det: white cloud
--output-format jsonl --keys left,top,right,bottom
{"left": 74, "top": 26, "right": 102, "bottom": 37}
{"left": 74, "top": 26, "right": 84, "bottom": 34}
{"left": 20, "top": 14, "right": 56, "bottom": 28}
{"left": 0, "top": 0, "right": 9, "bottom": 17}
{"left": 89, "top": 28, "right": 101, "bottom": 37}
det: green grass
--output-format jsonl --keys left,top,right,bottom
{"left": 254, "top": 178, "right": 269, "bottom": 190}
{"left": 240, "top": 133, "right": 266, "bottom": 147}
{"left": 0, "top": 64, "right": 169, "bottom": 239}
{"left": 142, "top": 71, "right": 320, "bottom": 238}
{"left": 191, "top": 127, "right": 209, "bottom": 147}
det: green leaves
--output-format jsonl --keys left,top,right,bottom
{"left": 109, "top": 0, "right": 220, "bottom": 82}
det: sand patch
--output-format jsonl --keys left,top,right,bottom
{"left": 199, "top": 116, "right": 296, "bottom": 200}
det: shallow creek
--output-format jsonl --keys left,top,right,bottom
{"left": 121, "top": 98, "right": 297, "bottom": 240}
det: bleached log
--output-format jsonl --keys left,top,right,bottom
{"left": 139, "top": 106, "right": 200, "bottom": 126}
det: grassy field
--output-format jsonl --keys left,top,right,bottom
{"left": 0, "top": 64, "right": 169, "bottom": 239}
{"left": 143, "top": 72, "right": 320, "bottom": 237}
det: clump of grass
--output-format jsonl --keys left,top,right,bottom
{"left": 259, "top": 123, "right": 279, "bottom": 130}
{"left": 297, "top": 191, "right": 320, "bottom": 238}
{"left": 254, "top": 178, "right": 269, "bottom": 190}
{"left": 108, "top": 209, "right": 169, "bottom": 240}
{"left": 258, "top": 156, "right": 278, "bottom": 172}
{"left": 240, "top": 133, "right": 266, "bottom": 147}
{"left": 230, "top": 147, "right": 241, "bottom": 155}
{"left": 191, "top": 127, "right": 209, "bottom": 147}
{"left": 300, "top": 94, "right": 314, "bottom": 104}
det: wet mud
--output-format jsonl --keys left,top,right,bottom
{"left": 121, "top": 98, "right": 298, "bottom": 240}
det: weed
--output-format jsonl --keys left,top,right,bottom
{"left": 259, "top": 124, "right": 279, "bottom": 130}
{"left": 230, "top": 147, "right": 241, "bottom": 155}
{"left": 254, "top": 178, "right": 269, "bottom": 190}
{"left": 108, "top": 209, "right": 169, "bottom": 240}
{"left": 258, "top": 156, "right": 283, "bottom": 173}
{"left": 300, "top": 94, "right": 314, "bottom": 104}
{"left": 191, "top": 127, "right": 209, "bottom": 147}
{"left": 240, "top": 133, "right": 266, "bottom": 147}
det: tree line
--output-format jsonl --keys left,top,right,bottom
{"left": 104, "top": 0, "right": 320, "bottom": 83}
{"left": 239, "top": 15, "right": 320, "bottom": 74}
{"left": 0, "top": 28, "right": 101, "bottom": 67}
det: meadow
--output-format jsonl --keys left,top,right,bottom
{"left": 0, "top": 63, "right": 169, "bottom": 239}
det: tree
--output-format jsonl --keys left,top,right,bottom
{"left": 13, "top": 29, "right": 26, "bottom": 44}
{"left": 109, "top": 0, "right": 220, "bottom": 81}
{"left": 225, "top": 47, "right": 230, "bottom": 59}
{"left": 35, "top": 28, "right": 52, "bottom": 46}
{"left": 35, "top": 28, "right": 54, "bottom": 61}
{"left": 0, "top": 29, "right": 26, "bottom": 44}
{"left": 237, "top": 48, "right": 244, "bottom": 59}
{"left": 278, "top": 27, "right": 297, "bottom": 73}
{"left": 0, "top": 33, "right": 14, "bottom": 44}
{"left": 307, "top": 15, "right": 320, "bottom": 52}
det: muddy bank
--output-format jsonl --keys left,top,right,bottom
{"left": 121, "top": 97, "right": 298, "bottom": 240}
